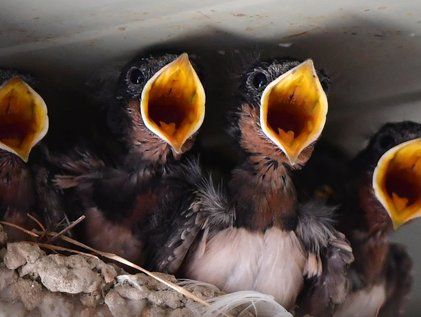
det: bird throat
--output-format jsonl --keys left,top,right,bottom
{"left": 233, "top": 156, "right": 298, "bottom": 231}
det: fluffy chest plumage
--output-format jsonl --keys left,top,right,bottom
{"left": 0, "top": 152, "right": 34, "bottom": 211}
{"left": 184, "top": 227, "right": 306, "bottom": 309}
{"left": 333, "top": 283, "right": 386, "bottom": 317}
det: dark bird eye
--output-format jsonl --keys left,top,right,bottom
{"left": 251, "top": 72, "right": 268, "bottom": 90}
{"left": 129, "top": 68, "right": 144, "bottom": 85}
{"left": 379, "top": 135, "right": 394, "bottom": 149}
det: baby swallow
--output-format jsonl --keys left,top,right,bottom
{"left": 333, "top": 121, "right": 420, "bottom": 317}
{"left": 53, "top": 53, "right": 206, "bottom": 264}
{"left": 108, "top": 52, "right": 205, "bottom": 162}
{"left": 0, "top": 70, "right": 49, "bottom": 240}
{"left": 151, "top": 58, "right": 353, "bottom": 311}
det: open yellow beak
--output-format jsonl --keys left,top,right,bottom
{"left": 0, "top": 77, "right": 49, "bottom": 162}
{"left": 260, "top": 60, "right": 328, "bottom": 165}
{"left": 373, "top": 138, "right": 421, "bottom": 229}
{"left": 140, "top": 53, "right": 205, "bottom": 153}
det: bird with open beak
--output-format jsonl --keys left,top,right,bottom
{"left": 0, "top": 70, "right": 49, "bottom": 240}
{"left": 53, "top": 53, "right": 206, "bottom": 264}
{"left": 150, "top": 58, "right": 353, "bottom": 312}
{"left": 330, "top": 121, "right": 420, "bottom": 317}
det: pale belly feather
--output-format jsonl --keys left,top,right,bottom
{"left": 333, "top": 283, "right": 386, "bottom": 317}
{"left": 185, "top": 227, "right": 306, "bottom": 309}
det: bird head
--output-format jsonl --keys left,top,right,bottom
{"left": 365, "top": 122, "right": 421, "bottom": 229}
{"left": 116, "top": 53, "right": 205, "bottom": 162}
{"left": 233, "top": 58, "right": 329, "bottom": 168}
{"left": 0, "top": 70, "right": 48, "bottom": 162}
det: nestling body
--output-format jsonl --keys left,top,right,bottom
{"left": 152, "top": 58, "right": 353, "bottom": 312}
{"left": 51, "top": 52, "right": 206, "bottom": 263}
{"left": 0, "top": 70, "right": 49, "bottom": 240}
{"left": 333, "top": 122, "right": 420, "bottom": 317}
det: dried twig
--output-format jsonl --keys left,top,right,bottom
{"left": 0, "top": 221, "right": 39, "bottom": 238}
{"left": 45, "top": 232, "right": 213, "bottom": 309}
{"left": 26, "top": 213, "right": 46, "bottom": 232}
{"left": 50, "top": 215, "right": 85, "bottom": 242}
{"left": 0, "top": 219, "right": 234, "bottom": 316}
{"left": 35, "top": 242, "right": 99, "bottom": 258}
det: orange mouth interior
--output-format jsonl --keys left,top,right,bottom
{"left": 266, "top": 87, "right": 315, "bottom": 147}
{"left": 0, "top": 77, "right": 48, "bottom": 161}
{"left": 373, "top": 138, "right": 421, "bottom": 228}
{"left": 385, "top": 167, "right": 419, "bottom": 210}
{"left": 260, "top": 60, "right": 328, "bottom": 164}
{"left": 141, "top": 53, "right": 205, "bottom": 153}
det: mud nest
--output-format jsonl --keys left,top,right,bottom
{"left": 0, "top": 224, "right": 227, "bottom": 317}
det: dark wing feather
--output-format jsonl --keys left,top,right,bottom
{"left": 48, "top": 142, "right": 157, "bottom": 220}
{"left": 33, "top": 166, "right": 70, "bottom": 231}
{"left": 379, "top": 243, "right": 413, "bottom": 317}
{"left": 55, "top": 164, "right": 157, "bottom": 221}
{"left": 296, "top": 202, "right": 354, "bottom": 317}
{"left": 150, "top": 194, "right": 205, "bottom": 273}
{"left": 297, "top": 232, "right": 354, "bottom": 317}
{"left": 42, "top": 145, "right": 109, "bottom": 220}
{"left": 50, "top": 148, "right": 161, "bottom": 262}
{"left": 40, "top": 145, "right": 106, "bottom": 175}
{"left": 147, "top": 159, "right": 234, "bottom": 274}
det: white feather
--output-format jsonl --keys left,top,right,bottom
{"left": 190, "top": 290, "right": 293, "bottom": 317}
{"left": 116, "top": 275, "right": 143, "bottom": 289}
{"left": 117, "top": 276, "right": 292, "bottom": 316}
{"left": 177, "top": 278, "right": 221, "bottom": 292}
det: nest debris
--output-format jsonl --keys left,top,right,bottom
{"left": 0, "top": 224, "right": 224, "bottom": 317}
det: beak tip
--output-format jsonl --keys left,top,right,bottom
{"left": 18, "top": 151, "right": 30, "bottom": 163}
{"left": 171, "top": 147, "right": 183, "bottom": 156}
{"left": 304, "top": 58, "right": 314, "bottom": 65}
{"left": 172, "top": 142, "right": 184, "bottom": 154}
{"left": 284, "top": 151, "right": 300, "bottom": 167}
{"left": 392, "top": 219, "right": 403, "bottom": 230}
{"left": 177, "top": 53, "right": 190, "bottom": 63}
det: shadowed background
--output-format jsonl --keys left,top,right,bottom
{"left": 0, "top": 0, "right": 420, "bottom": 314}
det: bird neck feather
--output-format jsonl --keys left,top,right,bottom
{"left": 0, "top": 149, "right": 34, "bottom": 210}
{"left": 344, "top": 173, "right": 393, "bottom": 236}
{"left": 125, "top": 99, "right": 173, "bottom": 165}
{"left": 230, "top": 158, "right": 297, "bottom": 231}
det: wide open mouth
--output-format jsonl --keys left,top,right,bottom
{"left": 260, "top": 60, "right": 328, "bottom": 165}
{"left": 0, "top": 77, "right": 48, "bottom": 162}
{"left": 140, "top": 53, "right": 205, "bottom": 153}
{"left": 373, "top": 138, "right": 421, "bottom": 228}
